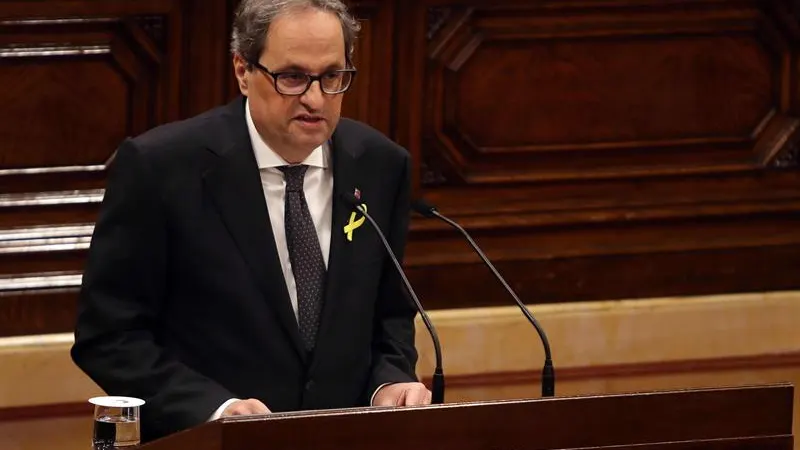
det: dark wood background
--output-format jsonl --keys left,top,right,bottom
{"left": 1, "top": 0, "right": 799, "bottom": 337}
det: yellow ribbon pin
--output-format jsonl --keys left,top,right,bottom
{"left": 344, "top": 204, "right": 367, "bottom": 242}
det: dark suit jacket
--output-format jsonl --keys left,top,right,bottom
{"left": 71, "top": 96, "right": 419, "bottom": 442}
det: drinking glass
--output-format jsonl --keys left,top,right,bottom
{"left": 89, "top": 396, "right": 145, "bottom": 449}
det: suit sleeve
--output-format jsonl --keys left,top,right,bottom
{"left": 367, "top": 150, "right": 420, "bottom": 395}
{"left": 71, "top": 139, "right": 235, "bottom": 439}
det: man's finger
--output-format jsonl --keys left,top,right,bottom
{"left": 372, "top": 385, "right": 396, "bottom": 406}
{"left": 395, "top": 387, "right": 410, "bottom": 406}
{"left": 374, "top": 396, "right": 395, "bottom": 407}
{"left": 224, "top": 405, "right": 248, "bottom": 416}
{"left": 245, "top": 399, "right": 270, "bottom": 414}
{"left": 403, "top": 386, "right": 429, "bottom": 406}
{"left": 223, "top": 398, "right": 270, "bottom": 416}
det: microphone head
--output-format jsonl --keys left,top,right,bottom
{"left": 412, "top": 198, "right": 437, "bottom": 218}
{"left": 340, "top": 191, "right": 360, "bottom": 206}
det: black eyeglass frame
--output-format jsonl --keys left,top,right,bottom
{"left": 248, "top": 60, "right": 357, "bottom": 96}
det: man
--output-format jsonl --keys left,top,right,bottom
{"left": 71, "top": 0, "right": 430, "bottom": 442}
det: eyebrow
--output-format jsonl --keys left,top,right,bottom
{"left": 273, "top": 62, "right": 346, "bottom": 73}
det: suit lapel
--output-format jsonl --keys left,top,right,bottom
{"left": 311, "top": 130, "right": 360, "bottom": 369}
{"left": 202, "top": 99, "right": 307, "bottom": 363}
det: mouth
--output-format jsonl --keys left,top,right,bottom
{"left": 293, "top": 114, "right": 325, "bottom": 125}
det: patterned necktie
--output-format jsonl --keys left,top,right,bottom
{"left": 280, "top": 164, "right": 326, "bottom": 352}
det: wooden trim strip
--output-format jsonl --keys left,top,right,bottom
{"left": 421, "top": 351, "right": 800, "bottom": 387}
{"left": 0, "top": 402, "right": 92, "bottom": 422}
{"left": 414, "top": 291, "right": 800, "bottom": 375}
{"left": 0, "top": 165, "right": 104, "bottom": 176}
{"left": 0, "top": 273, "right": 82, "bottom": 291}
{"left": 0, "top": 224, "right": 94, "bottom": 241}
{"left": 0, "top": 1, "right": 178, "bottom": 19}
{"left": 0, "top": 189, "right": 104, "bottom": 207}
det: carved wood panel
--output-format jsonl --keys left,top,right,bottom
{"left": 418, "top": 1, "right": 799, "bottom": 184}
{"left": 342, "top": 0, "right": 396, "bottom": 135}
{"left": 0, "top": 6, "right": 182, "bottom": 175}
{"left": 395, "top": 0, "right": 800, "bottom": 308}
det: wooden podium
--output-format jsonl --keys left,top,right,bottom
{"left": 138, "top": 384, "right": 794, "bottom": 450}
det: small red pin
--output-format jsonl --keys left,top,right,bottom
{"left": 353, "top": 188, "right": 361, "bottom": 200}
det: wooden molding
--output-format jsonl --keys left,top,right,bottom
{"left": 413, "top": 290, "right": 800, "bottom": 376}
{"left": 421, "top": 352, "right": 800, "bottom": 387}
{"left": 0, "top": 402, "right": 92, "bottom": 422}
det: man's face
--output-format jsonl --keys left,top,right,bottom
{"left": 234, "top": 8, "right": 346, "bottom": 156}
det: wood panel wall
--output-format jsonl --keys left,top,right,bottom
{"left": 1, "top": 0, "right": 799, "bottom": 338}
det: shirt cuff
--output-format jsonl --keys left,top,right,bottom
{"left": 208, "top": 398, "right": 240, "bottom": 421}
{"left": 370, "top": 383, "right": 392, "bottom": 405}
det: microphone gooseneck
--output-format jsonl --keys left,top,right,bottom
{"left": 412, "top": 199, "right": 554, "bottom": 397}
{"left": 341, "top": 193, "right": 445, "bottom": 404}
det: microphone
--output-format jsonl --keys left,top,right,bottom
{"left": 412, "top": 199, "right": 555, "bottom": 398}
{"left": 340, "top": 192, "right": 445, "bottom": 404}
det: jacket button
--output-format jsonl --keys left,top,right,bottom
{"left": 305, "top": 380, "right": 315, "bottom": 391}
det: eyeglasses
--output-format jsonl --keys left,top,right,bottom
{"left": 249, "top": 60, "right": 356, "bottom": 96}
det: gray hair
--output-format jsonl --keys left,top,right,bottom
{"left": 231, "top": 0, "right": 360, "bottom": 66}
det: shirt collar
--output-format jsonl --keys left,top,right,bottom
{"left": 245, "top": 97, "right": 329, "bottom": 170}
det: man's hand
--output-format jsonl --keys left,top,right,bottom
{"left": 221, "top": 398, "right": 271, "bottom": 416}
{"left": 372, "top": 382, "right": 431, "bottom": 407}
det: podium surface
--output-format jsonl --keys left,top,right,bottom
{"left": 139, "top": 384, "right": 794, "bottom": 450}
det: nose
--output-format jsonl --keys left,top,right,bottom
{"left": 300, "top": 79, "right": 324, "bottom": 110}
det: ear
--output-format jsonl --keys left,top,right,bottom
{"left": 233, "top": 54, "right": 250, "bottom": 96}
